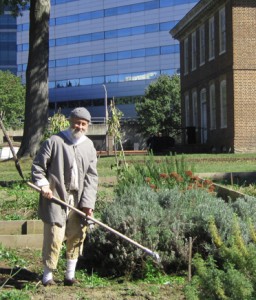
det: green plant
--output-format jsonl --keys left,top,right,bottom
{"left": 0, "top": 245, "right": 29, "bottom": 294}
{"left": 0, "top": 183, "right": 38, "bottom": 220}
{"left": 115, "top": 154, "right": 195, "bottom": 195}
{"left": 76, "top": 269, "right": 110, "bottom": 288}
{"left": 0, "top": 290, "right": 30, "bottom": 300}
{"left": 107, "top": 100, "right": 127, "bottom": 170}
{"left": 185, "top": 216, "right": 256, "bottom": 300}
{"left": 142, "top": 259, "right": 183, "bottom": 285}
{"left": 43, "top": 109, "right": 69, "bottom": 140}
{"left": 82, "top": 184, "right": 239, "bottom": 278}
{"left": 0, "top": 244, "right": 27, "bottom": 267}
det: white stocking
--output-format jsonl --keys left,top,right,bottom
{"left": 42, "top": 265, "right": 53, "bottom": 284}
{"left": 65, "top": 258, "right": 78, "bottom": 280}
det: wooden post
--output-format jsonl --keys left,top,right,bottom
{"left": 188, "top": 237, "right": 192, "bottom": 281}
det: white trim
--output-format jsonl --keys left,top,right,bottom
{"left": 220, "top": 79, "right": 227, "bottom": 128}
{"left": 219, "top": 6, "right": 226, "bottom": 55}
{"left": 199, "top": 24, "right": 205, "bottom": 66}
{"left": 208, "top": 16, "right": 215, "bottom": 60}
{"left": 209, "top": 82, "right": 216, "bottom": 130}
{"left": 191, "top": 31, "right": 197, "bottom": 71}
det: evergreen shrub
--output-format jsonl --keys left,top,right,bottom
{"left": 185, "top": 217, "right": 256, "bottom": 300}
{"left": 83, "top": 185, "right": 237, "bottom": 278}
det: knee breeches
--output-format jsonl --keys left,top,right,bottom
{"left": 42, "top": 210, "right": 87, "bottom": 270}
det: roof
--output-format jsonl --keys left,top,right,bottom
{"left": 170, "top": 0, "right": 225, "bottom": 40}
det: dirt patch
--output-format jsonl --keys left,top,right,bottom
{"left": 0, "top": 248, "right": 185, "bottom": 300}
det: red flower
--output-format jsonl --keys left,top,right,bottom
{"left": 150, "top": 184, "right": 156, "bottom": 189}
{"left": 185, "top": 170, "right": 193, "bottom": 177}
{"left": 159, "top": 173, "right": 169, "bottom": 179}
{"left": 176, "top": 176, "right": 184, "bottom": 182}
{"left": 170, "top": 172, "right": 179, "bottom": 178}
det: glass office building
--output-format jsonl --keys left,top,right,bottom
{"left": 17, "top": 0, "right": 198, "bottom": 118}
{"left": 0, "top": 10, "right": 17, "bottom": 74}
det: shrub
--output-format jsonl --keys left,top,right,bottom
{"left": 185, "top": 217, "right": 256, "bottom": 300}
{"left": 83, "top": 185, "right": 237, "bottom": 278}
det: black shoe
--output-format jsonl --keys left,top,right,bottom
{"left": 43, "top": 279, "right": 56, "bottom": 287}
{"left": 64, "top": 278, "right": 79, "bottom": 286}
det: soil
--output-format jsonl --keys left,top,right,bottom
{"left": 0, "top": 249, "right": 185, "bottom": 300}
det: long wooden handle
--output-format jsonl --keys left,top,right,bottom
{"left": 27, "top": 181, "right": 160, "bottom": 261}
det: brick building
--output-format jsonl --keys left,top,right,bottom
{"left": 170, "top": 0, "right": 256, "bottom": 153}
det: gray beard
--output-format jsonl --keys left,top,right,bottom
{"left": 70, "top": 128, "right": 85, "bottom": 139}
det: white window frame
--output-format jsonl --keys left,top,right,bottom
{"left": 192, "top": 90, "right": 198, "bottom": 127}
{"left": 220, "top": 78, "right": 227, "bottom": 128}
{"left": 200, "top": 88, "right": 207, "bottom": 143}
{"left": 199, "top": 25, "right": 205, "bottom": 66}
{"left": 209, "top": 82, "right": 216, "bottom": 129}
{"left": 219, "top": 7, "right": 226, "bottom": 54}
{"left": 184, "top": 37, "right": 189, "bottom": 75}
{"left": 185, "top": 93, "right": 190, "bottom": 126}
{"left": 191, "top": 31, "right": 197, "bottom": 71}
{"left": 209, "top": 16, "right": 215, "bottom": 60}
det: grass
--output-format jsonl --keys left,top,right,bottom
{"left": 1, "top": 153, "right": 256, "bottom": 182}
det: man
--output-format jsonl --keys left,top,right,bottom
{"left": 31, "top": 107, "right": 98, "bottom": 286}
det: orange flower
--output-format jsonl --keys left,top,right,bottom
{"left": 208, "top": 185, "right": 215, "bottom": 191}
{"left": 170, "top": 172, "right": 179, "bottom": 178}
{"left": 159, "top": 173, "right": 169, "bottom": 179}
{"left": 145, "top": 177, "right": 151, "bottom": 182}
{"left": 203, "top": 179, "right": 213, "bottom": 186}
{"left": 185, "top": 170, "right": 193, "bottom": 177}
{"left": 176, "top": 176, "right": 184, "bottom": 182}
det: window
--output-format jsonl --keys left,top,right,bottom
{"left": 185, "top": 93, "right": 190, "bottom": 126}
{"left": 209, "top": 83, "right": 216, "bottom": 129}
{"left": 219, "top": 7, "right": 226, "bottom": 54}
{"left": 118, "top": 50, "right": 131, "bottom": 59}
{"left": 67, "top": 57, "right": 79, "bottom": 66}
{"left": 199, "top": 25, "right": 205, "bottom": 65}
{"left": 132, "top": 49, "right": 145, "bottom": 58}
{"left": 200, "top": 89, "right": 207, "bottom": 143}
{"left": 191, "top": 31, "right": 197, "bottom": 71}
{"left": 184, "top": 37, "right": 188, "bottom": 75}
{"left": 220, "top": 79, "right": 227, "bottom": 128}
{"left": 192, "top": 90, "right": 198, "bottom": 127}
{"left": 209, "top": 16, "right": 215, "bottom": 60}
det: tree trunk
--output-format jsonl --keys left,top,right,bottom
{"left": 18, "top": 0, "right": 50, "bottom": 158}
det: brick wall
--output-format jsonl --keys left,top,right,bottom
{"left": 233, "top": 3, "right": 256, "bottom": 152}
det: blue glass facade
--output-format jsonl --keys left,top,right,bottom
{"left": 17, "top": 0, "right": 198, "bottom": 118}
{"left": 0, "top": 11, "right": 17, "bottom": 74}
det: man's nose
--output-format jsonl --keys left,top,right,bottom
{"left": 75, "top": 123, "right": 83, "bottom": 129}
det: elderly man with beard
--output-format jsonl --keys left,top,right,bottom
{"left": 31, "top": 107, "right": 98, "bottom": 287}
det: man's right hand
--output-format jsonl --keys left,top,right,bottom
{"left": 41, "top": 185, "right": 53, "bottom": 199}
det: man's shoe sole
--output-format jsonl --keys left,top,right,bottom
{"left": 64, "top": 278, "right": 79, "bottom": 286}
{"left": 43, "top": 279, "right": 56, "bottom": 287}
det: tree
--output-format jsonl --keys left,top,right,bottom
{"left": 0, "top": 1, "right": 28, "bottom": 15}
{"left": 1, "top": 0, "right": 51, "bottom": 157}
{"left": 107, "top": 100, "right": 127, "bottom": 168}
{"left": 135, "top": 74, "right": 181, "bottom": 137}
{"left": 0, "top": 70, "right": 25, "bottom": 129}
{"left": 18, "top": 0, "right": 50, "bottom": 157}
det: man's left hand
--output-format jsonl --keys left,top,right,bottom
{"left": 82, "top": 207, "right": 93, "bottom": 217}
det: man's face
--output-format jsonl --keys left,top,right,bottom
{"left": 69, "top": 117, "right": 89, "bottom": 139}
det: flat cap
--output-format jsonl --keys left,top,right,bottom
{"left": 69, "top": 107, "right": 91, "bottom": 122}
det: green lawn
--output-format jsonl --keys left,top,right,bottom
{"left": 0, "top": 153, "right": 256, "bottom": 182}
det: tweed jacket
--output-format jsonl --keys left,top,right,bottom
{"left": 31, "top": 130, "right": 98, "bottom": 226}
